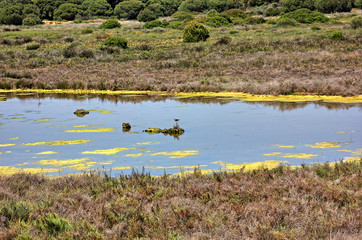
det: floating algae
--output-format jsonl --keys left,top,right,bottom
{"left": 37, "top": 157, "right": 98, "bottom": 170}
{"left": 0, "top": 166, "right": 59, "bottom": 175}
{"left": 134, "top": 142, "right": 160, "bottom": 146}
{"left": 23, "top": 140, "right": 91, "bottom": 146}
{"left": 64, "top": 128, "right": 116, "bottom": 133}
{"left": 283, "top": 153, "right": 319, "bottom": 159}
{"left": 150, "top": 150, "right": 199, "bottom": 159}
{"left": 144, "top": 126, "right": 185, "bottom": 137}
{"left": 0, "top": 144, "right": 16, "bottom": 147}
{"left": 9, "top": 137, "right": 20, "bottom": 140}
{"left": 264, "top": 152, "right": 282, "bottom": 156}
{"left": 89, "top": 109, "right": 115, "bottom": 113}
{"left": 272, "top": 145, "right": 295, "bottom": 148}
{"left": 82, "top": 147, "right": 135, "bottom": 155}
{"left": 73, "top": 124, "right": 104, "bottom": 128}
{"left": 73, "top": 109, "right": 89, "bottom": 117}
{"left": 305, "top": 142, "right": 342, "bottom": 149}
{"left": 36, "top": 118, "right": 53, "bottom": 122}
{"left": 124, "top": 153, "right": 143, "bottom": 158}
{"left": 36, "top": 151, "right": 59, "bottom": 155}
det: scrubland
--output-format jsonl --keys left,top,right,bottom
{"left": 0, "top": 159, "right": 361, "bottom": 239}
{"left": 0, "top": 13, "right": 361, "bottom": 96}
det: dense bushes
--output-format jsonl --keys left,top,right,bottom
{"left": 114, "top": 0, "right": 144, "bottom": 20}
{"left": 325, "top": 30, "right": 345, "bottom": 40}
{"left": 102, "top": 36, "right": 128, "bottom": 48}
{"left": 282, "top": 0, "right": 316, "bottom": 12}
{"left": 183, "top": 22, "right": 210, "bottom": 42}
{"left": 80, "top": 0, "right": 113, "bottom": 17}
{"left": 351, "top": 16, "right": 362, "bottom": 29}
{"left": 22, "top": 14, "right": 42, "bottom": 26}
{"left": 282, "top": 8, "right": 329, "bottom": 24}
{"left": 137, "top": 8, "right": 157, "bottom": 22}
{"left": 99, "top": 19, "right": 121, "bottom": 29}
{"left": 315, "top": 0, "right": 353, "bottom": 13}
{"left": 206, "top": 15, "right": 232, "bottom": 27}
{"left": 143, "top": 20, "right": 169, "bottom": 29}
{"left": 0, "top": 5, "right": 23, "bottom": 25}
{"left": 54, "top": 3, "right": 78, "bottom": 21}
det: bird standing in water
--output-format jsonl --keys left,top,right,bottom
{"left": 174, "top": 118, "right": 180, "bottom": 127}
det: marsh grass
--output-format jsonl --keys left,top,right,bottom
{"left": 0, "top": 159, "right": 360, "bottom": 239}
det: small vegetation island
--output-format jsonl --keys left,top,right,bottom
{"left": 0, "top": 0, "right": 362, "bottom": 239}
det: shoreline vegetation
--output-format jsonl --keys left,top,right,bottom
{"left": 0, "top": 159, "right": 360, "bottom": 239}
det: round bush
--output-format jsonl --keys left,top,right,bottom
{"left": 22, "top": 14, "right": 42, "bottom": 26}
{"left": 137, "top": 8, "right": 157, "bottom": 22}
{"left": 315, "top": 0, "right": 353, "bottom": 13}
{"left": 275, "top": 18, "right": 298, "bottom": 27}
{"left": 26, "top": 42, "right": 40, "bottom": 50}
{"left": 282, "top": 8, "right": 329, "bottom": 24}
{"left": 102, "top": 37, "right": 128, "bottom": 48}
{"left": 0, "top": 5, "right": 23, "bottom": 25}
{"left": 54, "top": 3, "right": 78, "bottom": 21}
{"left": 99, "top": 19, "right": 121, "bottom": 29}
{"left": 171, "top": 11, "right": 194, "bottom": 21}
{"left": 114, "top": 0, "right": 144, "bottom": 20}
{"left": 183, "top": 22, "right": 210, "bottom": 43}
{"left": 351, "top": 16, "right": 362, "bottom": 29}
{"left": 206, "top": 15, "right": 232, "bottom": 27}
{"left": 326, "top": 30, "right": 345, "bottom": 40}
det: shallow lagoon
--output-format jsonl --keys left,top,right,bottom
{"left": 0, "top": 92, "right": 361, "bottom": 176}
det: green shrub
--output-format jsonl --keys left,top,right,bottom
{"left": 169, "top": 21, "right": 183, "bottom": 29}
{"left": 229, "top": 30, "right": 238, "bottom": 34}
{"left": 207, "top": 9, "right": 218, "bottom": 16}
{"left": 22, "top": 14, "right": 42, "bottom": 26}
{"left": 282, "top": 8, "right": 329, "bottom": 23}
{"left": 311, "top": 25, "right": 321, "bottom": 30}
{"left": 80, "top": 0, "right": 113, "bottom": 17}
{"left": 172, "top": 11, "right": 194, "bottom": 21}
{"left": 0, "top": 201, "right": 31, "bottom": 226}
{"left": 54, "top": 3, "right": 78, "bottom": 21}
{"left": 102, "top": 36, "right": 128, "bottom": 48}
{"left": 178, "top": 0, "right": 208, "bottom": 12}
{"left": 99, "top": 19, "right": 121, "bottom": 29}
{"left": 147, "top": 0, "right": 180, "bottom": 16}
{"left": 351, "top": 16, "right": 362, "bottom": 29}
{"left": 275, "top": 18, "right": 298, "bottom": 27}
{"left": 355, "top": 0, "right": 362, "bottom": 8}
{"left": 137, "top": 8, "right": 157, "bottom": 22}
{"left": 37, "top": 213, "right": 72, "bottom": 235}
{"left": 143, "top": 20, "right": 169, "bottom": 29}
{"left": 265, "top": 7, "right": 286, "bottom": 16}
{"left": 26, "top": 42, "right": 40, "bottom": 50}
{"left": 315, "top": 0, "right": 353, "bottom": 13}
{"left": 23, "top": 4, "right": 40, "bottom": 16}
{"left": 326, "top": 30, "right": 345, "bottom": 40}
{"left": 0, "top": 5, "right": 23, "bottom": 25}
{"left": 206, "top": 15, "right": 232, "bottom": 27}
{"left": 282, "top": 0, "right": 316, "bottom": 12}
{"left": 244, "top": 17, "right": 266, "bottom": 24}
{"left": 81, "top": 28, "right": 94, "bottom": 34}
{"left": 215, "top": 36, "right": 232, "bottom": 45}
{"left": 183, "top": 22, "right": 210, "bottom": 43}
{"left": 223, "top": 9, "right": 247, "bottom": 18}
{"left": 114, "top": 0, "right": 144, "bottom": 20}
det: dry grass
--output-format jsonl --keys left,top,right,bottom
{"left": 0, "top": 159, "right": 361, "bottom": 239}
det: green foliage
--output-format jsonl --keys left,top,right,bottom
{"left": 206, "top": 15, "right": 232, "bottom": 27}
{"left": 282, "top": 8, "right": 329, "bottom": 23}
{"left": 311, "top": 25, "right": 321, "bottom": 30}
{"left": 183, "top": 21, "right": 210, "bottom": 43}
{"left": 355, "top": 0, "right": 362, "bottom": 8}
{"left": 146, "top": 3, "right": 164, "bottom": 18}
{"left": 143, "top": 20, "right": 169, "bottom": 29}
{"left": 37, "top": 213, "right": 72, "bottom": 235}
{"left": 244, "top": 17, "right": 266, "bottom": 24}
{"left": 282, "top": 0, "right": 316, "bottom": 12}
{"left": 351, "top": 16, "right": 362, "bottom": 29}
{"left": 99, "top": 19, "right": 121, "bottom": 29}
{"left": 315, "top": 0, "right": 353, "bottom": 13}
{"left": 81, "top": 0, "right": 113, "bottom": 17}
{"left": 22, "top": 14, "right": 42, "bottom": 26}
{"left": 23, "top": 4, "right": 40, "bottom": 16}
{"left": 102, "top": 36, "right": 128, "bottom": 48}
{"left": 207, "top": 0, "right": 239, "bottom": 12}
{"left": 54, "top": 3, "right": 79, "bottom": 21}
{"left": 169, "top": 21, "right": 183, "bottom": 29}
{"left": 114, "top": 0, "right": 144, "bottom": 20}
{"left": 81, "top": 28, "right": 94, "bottom": 34}
{"left": 178, "top": 0, "right": 208, "bottom": 12}
{"left": 148, "top": 0, "right": 180, "bottom": 16}
{"left": 265, "top": 7, "right": 286, "bottom": 16}
{"left": 0, "top": 4, "right": 24, "bottom": 25}
{"left": 172, "top": 11, "right": 194, "bottom": 21}
{"left": 26, "top": 42, "right": 40, "bottom": 50}
{"left": 0, "top": 201, "right": 31, "bottom": 226}
{"left": 275, "top": 18, "right": 298, "bottom": 27}
{"left": 326, "top": 30, "right": 345, "bottom": 40}
{"left": 137, "top": 8, "right": 157, "bottom": 22}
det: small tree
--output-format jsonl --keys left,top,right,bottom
{"left": 54, "top": 3, "right": 79, "bottom": 21}
{"left": 183, "top": 22, "right": 210, "bottom": 43}
{"left": 114, "top": 0, "right": 144, "bottom": 20}
{"left": 81, "top": 0, "right": 113, "bottom": 17}
{"left": 22, "top": 14, "right": 42, "bottom": 26}
{"left": 137, "top": 8, "right": 157, "bottom": 22}
{"left": 0, "top": 4, "right": 24, "bottom": 25}
{"left": 315, "top": 0, "right": 353, "bottom": 13}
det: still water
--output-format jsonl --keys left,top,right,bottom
{"left": 0, "top": 93, "right": 361, "bottom": 176}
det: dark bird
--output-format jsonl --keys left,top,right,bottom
{"left": 174, "top": 118, "right": 180, "bottom": 126}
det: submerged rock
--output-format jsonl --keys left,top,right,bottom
{"left": 73, "top": 109, "right": 89, "bottom": 117}
{"left": 122, "top": 122, "right": 131, "bottom": 132}
{"left": 144, "top": 126, "right": 185, "bottom": 137}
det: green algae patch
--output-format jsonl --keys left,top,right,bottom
{"left": 151, "top": 165, "right": 208, "bottom": 170}
{"left": 64, "top": 128, "right": 116, "bottom": 133}
{"left": 82, "top": 147, "right": 135, "bottom": 155}
{"left": 11, "top": 117, "right": 25, "bottom": 119}
{"left": 112, "top": 166, "right": 134, "bottom": 170}
{"left": 36, "top": 118, "right": 53, "bottom": 122}
{"left": 23, "top": 140, "right": 91, "bottom": 146}
{"left": 305, "top": 142, "right": 342, "bottom": 149}
{"left": 150, "top": 150, "right": 199, "bottom": 159}
{"left": 0, "top": 144, "right": 16, "bottom": 147}
{"left": 0, "top": 166, "right": 59, "bottom": 175}
{"left": 124, "top": 153, "right": 143, "bottom": 158}
{"left": 36, "top": 151, "right": 59, "bottom": 155}
{"left": 264, "top": 152, "right": 282, "bottom": 156}
{"left": 283, "top": 153, "right": 319, "bottom": 159}
{"left": 272, "top": 145, "right": 295, "bottom": 148}
{"left": 337, "top": 149, "right": 353, "bottom": 152}
{"left": 144, "top": 126, "right": 185, "bottom": 137}
{"left": 9, "top": 137, "right": 20, "bottom": 140}
{"left": 73, "top": 124, "right": 104, "bottom": 128}
{"left": 37, "top": 157, "right": 97, "bottom": 170}
{"left": 89, "top": 109, "right": 115, "bottom": 113}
